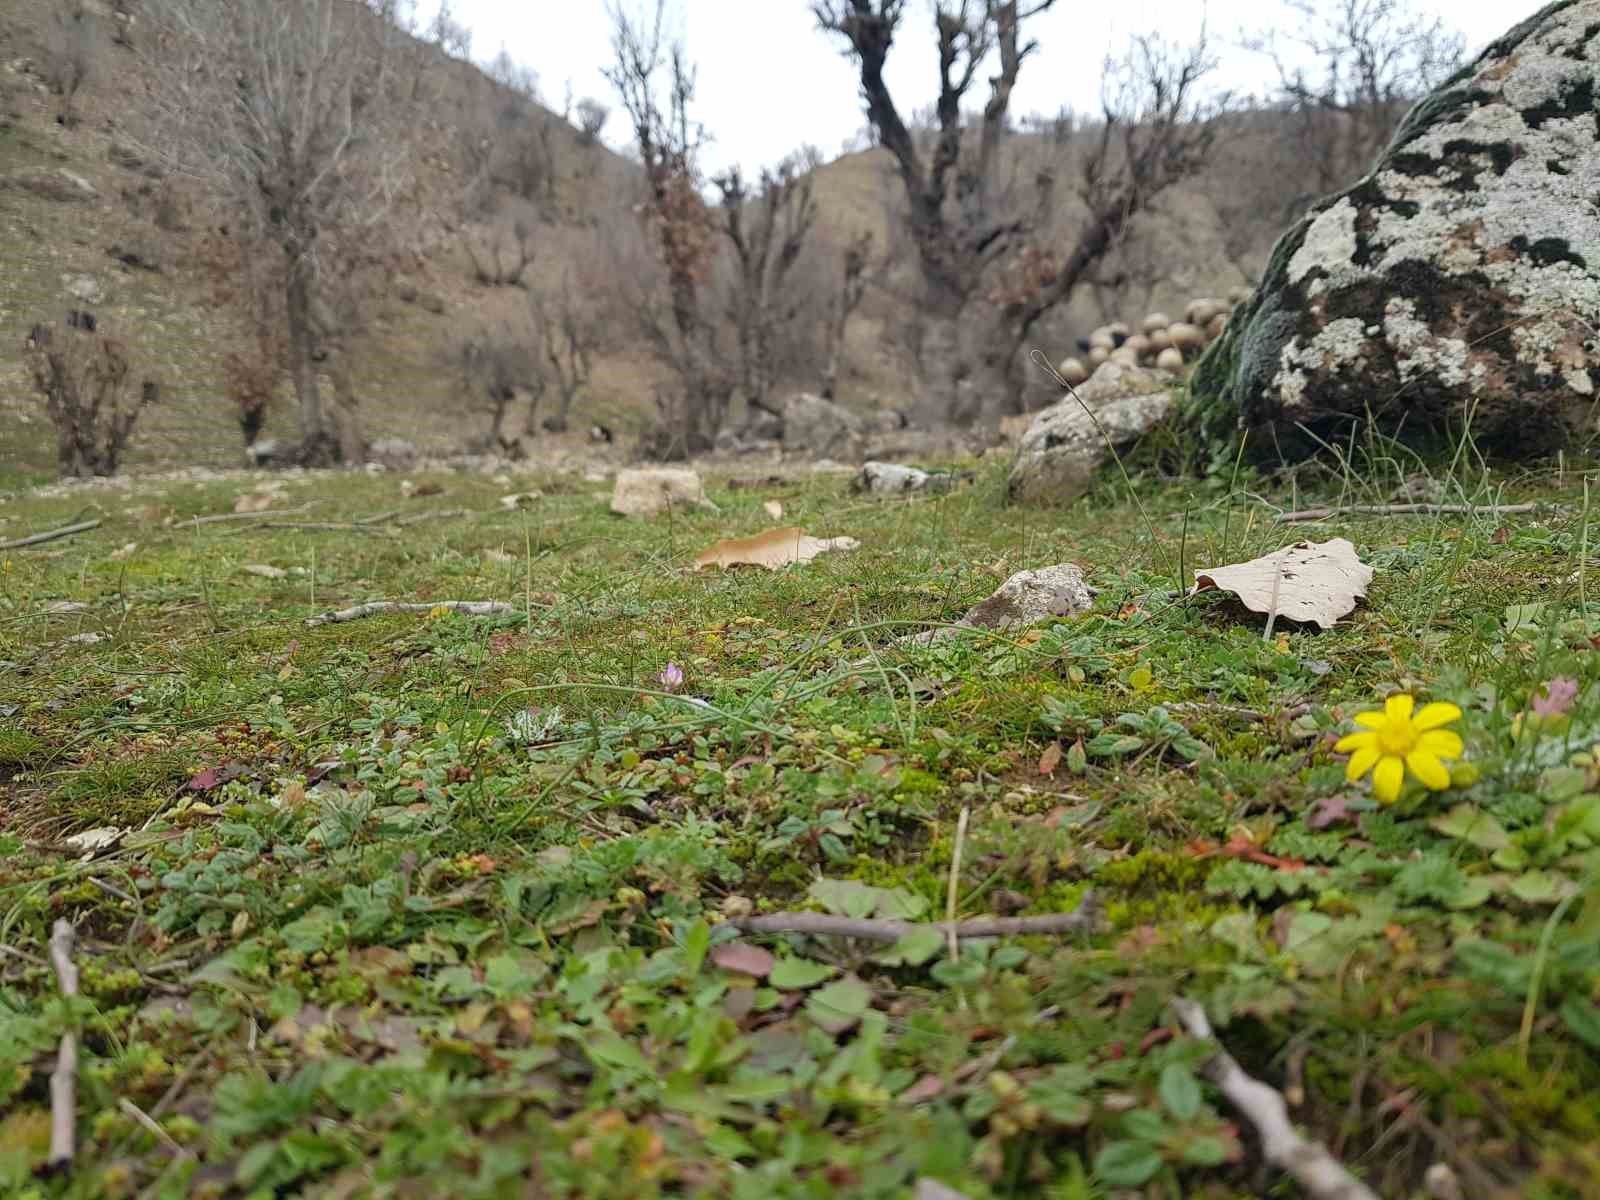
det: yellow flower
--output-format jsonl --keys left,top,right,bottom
{"left": 1335, "top": 694, "right": 1463, "bottom": 804}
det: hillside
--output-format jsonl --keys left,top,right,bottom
{"left": 0, "top": 2, "right": 1265, "bottom": 484}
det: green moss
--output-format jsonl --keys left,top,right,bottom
{"left": 1096, "top": 850, "right": 1215, "bottom": 893}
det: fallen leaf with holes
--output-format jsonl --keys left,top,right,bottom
{"left": 234, "top": 491, "right": 278, "bottom": 513}
{"left": 693, "top": 527, "right": 859, "bottom": 571}
{"left": 1190, "top": 538, "right": 1372, "bottom": 631}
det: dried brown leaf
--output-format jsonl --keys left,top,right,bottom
{"left": 693, "top": 526, "right": 859, "bottom": 572}
{"left": 1191, "top": 538, "right": 1373, "bottom": 630}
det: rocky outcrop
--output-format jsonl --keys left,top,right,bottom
{"left": 1190, "top": 1, "right": 1600, "bottom": 459}
{"left": 609, "top": 467, "right": 719, "bottom": 517}
{"left": 1007, "top": 362, "right": 1173, "bottom": 505}
{"left": 779, "top": 393, "right": 863, "bottom": 457}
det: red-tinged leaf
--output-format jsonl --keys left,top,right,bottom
{"left": 1308, "top": 793, "right": 1355, "bottom": 829}
{"left": 710, "top": 942, "right": 776, "bottom": 978}
{"left": 1037, "top": 741, "right": 1062, "bottom": 776}
{"left": 186, "top": 761, "right": 247, "bottom": 791}
{"left": 1139, "top": 1026, "right": 1175, "bottom": 1055}
{"left": 899, "top": 1075, "right": 945, "bottom": 1105}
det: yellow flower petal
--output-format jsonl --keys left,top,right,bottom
{"left": 1354, "top": 710, "right": 1387, "bottom": 729}
{"left": 1335, "top": 730, "right": 1379, "bottom": 753}
{"left": 1416, "top": 729, "right": 1463, "bottom": 759}
{"left": 1372, "top": 756, "right": 1405, "bottom": 804}
{"left": 1345, "top": 744, "right": 1380, "bottom": 782}
{"left": 1406, "top": 750, "right": 1451, "bottom": 790}
{"left": 1385, "top": 694, "right": 1415, "bottom": 723}
{"left": 1414, "top": 702, "right": 1462, "bottom": 731}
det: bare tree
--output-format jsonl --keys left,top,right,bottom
{"left": 816, "top": 1, "right": 1225, "bottom": 424}
{"left": 820, "top": 231, "right": 874, "bottom": 400}
{"left": 426, "top": 0, "right": 473, "bottom": 60}
{"left": 1247, "top": 0, "right": 1465, "bottom": 208}
{"left": 574, "top": 98, "right": 610, "bottom": 146}
{"left": 604, "top": 0, "right": 729, "bottom": 458}
{"left": 462, "top": 218, "right": 537, "bottom": 288}
{"left": 530, "top": 274, "right": 599, "bottom": 433}
{"left": 45, "top": 2, "right": 97, "bottom": 128}
{"left": 134, "top": 0, "right": 425, "bottom": 465}
{"left": 714, "top": 153, "right": 818, "bottom": 417}
{"left": 25, "top": 321, "right": 159, "bottom": 478}
{"left": 450, "top": 323, "right": 536, "bottom": 451}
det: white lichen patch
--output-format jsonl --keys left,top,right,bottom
{"left": 1277, "top": 318, "right": 1369, "bottom": 413}
{"left": 1382, "top": 298, "right": 1471, "bottom": 388}
{"left": 1287, "top": 198, "right": 1358, "bottom": 291}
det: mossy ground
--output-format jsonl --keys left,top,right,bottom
{"left": 1, "top": 452, "right": 1598, "bottom": 1199}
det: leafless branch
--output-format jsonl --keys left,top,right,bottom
{"left": 305, "top": 600, "right": 512, "bottom": 627}
{"left": 1171, "top": 998, "right": 1380, "bottom": 1200}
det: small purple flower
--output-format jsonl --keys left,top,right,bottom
{"left": 657, "top": 662, "right": 684, "bottom": 692}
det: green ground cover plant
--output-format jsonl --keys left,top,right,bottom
{"left": 1, "top": 452, "right": 1597, "bottom": 1198}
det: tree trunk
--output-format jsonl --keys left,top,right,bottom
{"left": 917, "top": 291, "right": 1015, "bottom": 428}
{"left": 284, "top": 257, "right": 335, "bottom": 465}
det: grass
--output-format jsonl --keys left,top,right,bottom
{"left": 1, "top": 452, "right": 1599, "bottom": 1199}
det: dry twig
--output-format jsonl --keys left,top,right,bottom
{"left": 1170, "top": 997, "right": 1378, "bottom": 1200}
{"left": 1277, "top": 503, "right": 1537, "bottom": 524}
{"left": 48, "top": 919, "right": 80, "bottom": 1171}
{"left": 395, "top": 507, "right": 469, "bottom": 527}
{"left": 179, "top": 505, "right": 313, "bottom": 528}
{"left": 305, "top": 600, "right": 514, "bottom": 627}
{"left": 721, "top": 897, "right": 1100, "bottom": 944}
{"left": 1, "top": 518, "right": 101, "bottom": 550}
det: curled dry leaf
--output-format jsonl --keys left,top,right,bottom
{"left": 234, "top": 491, "right": 278, "bottom": 514}
{"left": 242, "top": 564, "right": 287, "bottom": 579}
{"left": 763, "top": 499, "right": 784, "bottom": 520}
{"left": 1191, "top": 538, "right": 1373, "bottom": 631}
{"left": 693, "top": 526, "right": 859, "bottom": 572}
{"left": 499, "top": 492, "right": 541, "bottom": 510}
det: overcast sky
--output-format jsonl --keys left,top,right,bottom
{"left": 424, "top": 1, "right": 1541, "bottom": 177}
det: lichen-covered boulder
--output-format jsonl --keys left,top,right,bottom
{"left": 899, "top": 564, "right": 1095, "bottom": 646}
{"left": 1190, "top": 1, "right": 1600, "bottom": 458}
{"left": 1007, "top": 361, "right": 1173, "bottom": 505}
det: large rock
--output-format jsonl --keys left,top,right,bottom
{"left": 367, "top": 438, "right": 419, "bottom": 470}
{"left": 1191, "top": 1, "right": 1600, "bottom": 458}
{"left": 1007, "top": 362, "right": 1173, "bottom": 504}
{"left": 779, "top": 393, "right": 863, "bottom": 457}
{"left": 609, "top": 467, "right": 719, "bottom": 517}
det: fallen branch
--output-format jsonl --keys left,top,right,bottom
{"left": 396, "top": 507, "right": 470, "bottom": 528}
{"left": 1170, "top": 997, "right": 1378, "bottom": 1200}
{"left": 48, "top": 919, "right": 80, "bottom": 1172}
{"left": 257, "top": 521, "right": 390, "bottom": 533}
{"left": 1276, "top": 503, "right": 1537, "bottom": 524}
{"left": 305, "top": 599, "right": 514, "bottom": 627}
{"left": 1, "top": 518, "right": 100, "bottom": 550}
{"left": 356, "top": 509, "right": 400, "bottom": 525}
{"left": 721, "top": 896, "right": 1100, "bottom": 944}
{"left": 177, "top": 505, "right": 313, "bottom": 528}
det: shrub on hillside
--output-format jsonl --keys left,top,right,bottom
{"left": 24, "top": 318, "right": 159, "bottom": 477}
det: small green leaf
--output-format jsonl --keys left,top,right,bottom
{"left": 877, "top": 926, "right": 944, "bottom": 966}
{"left": 1087, "top": 733, "right": 1144, "bottom": 757}
{"left": 767, "top": 957, "right": 837, "bottom": 990}
{"left": 1094, "top": 1140, "right": 1163, "bottom": 1187}
{"left": 681, "top": 919, "right": 711, "bottom": 976}
{"left": 805, "top": 976, "right": 872, "bottom": 1033}
{"left": 586, "top": 1031, "right": 650, "bottom": 1074}
{"left": 1430, "top": 804, "right": 1510, "bottom": 851}
{"left": 1159, "top": 1063, "right": 1203, "bottom": 1121}
{"left": 1066, "top": 739, "right": 1087, "bottom": 774}
{"left": 929, "top": 958, "right": 986, "bottom": 987}
{"left": 1180, "top": 1135, "right": 1231, "bottom": 1166}
{"left": 1559, "top": 996, "right": 1600, "bottom": 1049}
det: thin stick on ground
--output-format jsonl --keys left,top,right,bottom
{"left": 395, "top": 508, "right": 470, "bottom": 528}
{"left": 1169, "top": 997, "right": 1379, "bottom": 1200}
{"left": 1276, "top": 503, "right": 1538, "bottom": 523}
{"left": 48, "top": 919, "right": 80, "bottom": 1171}
{"left": 1, "top": 518, "right": 101, "bottom": 550}
{"left": 305, "top": 600, "right": 514, "bottom": 627}
{"left": 117, "top": 1099, "right": 186, "bottom": 1158}
{"left": 946, "top": 806, "right": 970, "bottom": 964}
{"left": 719, "top": 898, "right": 1101, "bottom": 944}
{"left": 181, "top": 506, "right": 313, "bottom": 528}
